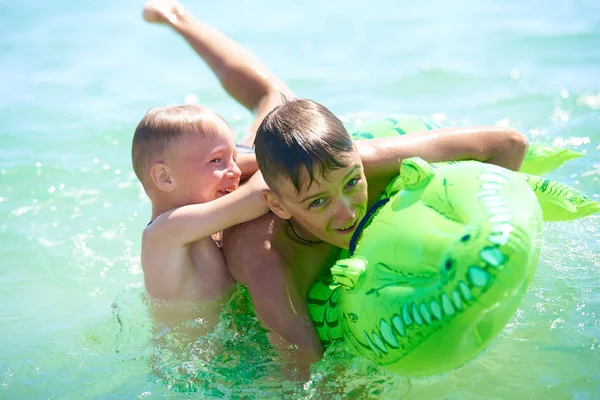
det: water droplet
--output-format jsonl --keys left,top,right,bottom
{"left": 185, "top": 93, "right": 198, "bottom": 104}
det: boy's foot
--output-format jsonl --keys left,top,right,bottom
{"left": 142, "top": 0, "right": 185, "bottom": 25}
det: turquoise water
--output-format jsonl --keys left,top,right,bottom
{"left": 1, "top": 0, "right": 599, "bottom": 398}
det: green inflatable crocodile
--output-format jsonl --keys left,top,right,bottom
{"left": 307, "top": 116, "right": 599, "bottom": 376}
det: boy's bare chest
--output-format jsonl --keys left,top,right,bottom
{"left": 284, "top": 244, "right": 340, "bottom": 296}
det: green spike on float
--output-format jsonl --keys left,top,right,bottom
{"left": 400, "top": 157, "right": 436, "bottom": 191}
{"left": 331, "top": 257, "right": 367, "bottom": 289}
{"left": 522, "top": 173, "right": 600, "bottom": 221}
{"left": 520, "top": 143, "right": 583, "bottom": 175}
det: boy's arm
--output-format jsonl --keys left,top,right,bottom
{"left": 357, "top": 126, "right": 528, "bottom": 196}
{"left": 146, "top": 172, "right": 269, "bottom": 246}
{"left": 246, "top": 260, "right": 323, "bottom": 380}
{"left": 144, "top": 1, "right": 294, "bottom": 143}
{"left": 236, "top": 153, "right": 259, "bottom": 181}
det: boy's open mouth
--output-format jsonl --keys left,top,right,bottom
{"left": 336, "top": 218, "right": 358, "bottom": 234}
{"left": 217, "top": 187, "right": 236, "bottom": 196}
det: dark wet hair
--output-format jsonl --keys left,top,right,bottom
{"left": 254, "top": 98, "right": 354, "bottom": 193}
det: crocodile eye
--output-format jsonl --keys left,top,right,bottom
{"left": 460, "top": 234, "right": 471, "bottom": 242}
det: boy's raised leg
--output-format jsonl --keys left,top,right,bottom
{"left": 143, "top": 0, "right": 294, "bottom": 145}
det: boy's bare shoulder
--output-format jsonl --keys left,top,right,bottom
{"left": 223, "top": 213, "right": 287, "bottom": 279}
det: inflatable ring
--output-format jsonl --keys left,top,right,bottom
{"left": 306, "top": 116, "right": 599, "bottom": 376}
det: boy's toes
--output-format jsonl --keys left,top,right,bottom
{"left": 142, "top": 0, "right": 183, "bottom": 24}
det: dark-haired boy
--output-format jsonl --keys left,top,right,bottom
{"left": 224, "top": 98, "right": 528, "bottom": 378}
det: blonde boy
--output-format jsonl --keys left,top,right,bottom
{"left": 132, "top": 105, "right": 269, "bottom": 332}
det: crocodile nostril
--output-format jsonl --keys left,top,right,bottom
{"left": 445, "top": 259, "right": 453, "bottom": 271}
{"left": 460, "top": 234, "right": 471, "bottom": 242}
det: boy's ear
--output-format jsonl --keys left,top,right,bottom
{"left": 262, "top": 189, "right": 292, "bottom": 220}
{"left": 150, "top": 162, "right": 176, "bottom": 192}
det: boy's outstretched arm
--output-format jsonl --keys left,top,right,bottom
{"left": 145, "top": 172, "right": 269, "bottom": 247}
{"left": 143, "top": 0, "right": 294, "bottom": 141}
{"left": 357, "top": 126, "right": 528, "bottom": 197}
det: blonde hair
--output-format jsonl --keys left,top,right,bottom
{"left": 132, "top": 105, "right": 229, "bottom": 189}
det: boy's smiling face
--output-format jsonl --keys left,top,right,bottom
{"left": 269, "top": 149, "right": 369, "bottom": 249}
{"left": 166, "top": 122, "right": 241, "bottom": 206}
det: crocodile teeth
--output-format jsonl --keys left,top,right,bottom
{"left": 412, "top": 303, "right": 423, "bottom": 325}
{"left": 380, "top": 319, "right": 399, "bottom": 348}
{"left": 468, "top": 266, "right": 490, "bottom": 288}
{"left": 480, "top": 247, "right": 505, "bottom": 267}
{"left": 419, "top": 303, "right": 432, "bottom": 325}
{"left": 490, "top": 214, "right": 511, "bottom": 223}
{"left": 441, "top": 293, "right": 456, "bottom": 316}
{"left": 402, "top": 303, "right": 413, "bottom": 326}
{"left": 430, "top": 300, "right": 443, "bottom": 320}
{"left": 392, "top": 314, "right": 406, "bottom": 337}
{"left": 364, "top": 331, "right": 382, "bottom": 357}
{"left": 371, "top": 332, "right": 388, "bottom": 354}
{"left": 482, "top": 183, "right": 502, "bottom": 191}
{"left": 492, "top": 223, "right": 514, "bottom": 234}
{"left": 452, "top": 290, "right": 463, "bottom": 311}
{"left": 489, "top": 234, "right": 509, "bottom": 246}
{"left": 459, "top": 281, "right": 473, "bottom": 301}
{"left": 480, "top": 173, "right": 510, "bottom": 184}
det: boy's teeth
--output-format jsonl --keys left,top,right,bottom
{"left": 340, "top": 221, "right": 355, "bottom": 230}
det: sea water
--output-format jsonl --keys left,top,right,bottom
{"left": 1, "top": 0, "right": 599, "bottom": 398}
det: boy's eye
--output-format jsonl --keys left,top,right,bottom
{"left": 346, "top": 177, "right": 360, "bottom": 188}
{"left": 309, "top": 198, "right": 326, "bottom": 209}
{"left": 210, "top": 158, "right": 222, "bottom": 164}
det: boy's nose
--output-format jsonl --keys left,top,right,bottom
{"left": 228, "top": 160, "right": 242, "bottom": 178}
{"left": 336, "top": 199, "right": 356, "bottom": 223}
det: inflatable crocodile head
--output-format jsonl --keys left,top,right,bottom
{"left": 330, "top": 157, "right": 544, "bottom": 376}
